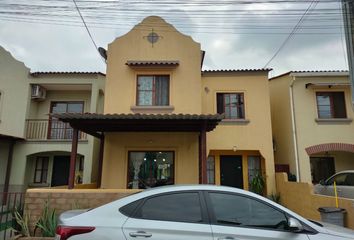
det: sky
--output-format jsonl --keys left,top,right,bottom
{"left": 0, "top": 0, "right": 349, "bottom": 77}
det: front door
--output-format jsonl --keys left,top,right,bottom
{"left": 220, "top": 155, "right": 243, "bottom": 188}
{"left": 51, "top": 156, "right": 70, "bottom": 187}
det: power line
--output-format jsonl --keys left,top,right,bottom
{"left": 72, "top": 0, "right": 105, "bottom": 64}
{"left": 263, "top": 0, "right": 319, "bottom": 68}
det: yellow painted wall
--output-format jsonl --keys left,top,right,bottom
{"left": 202, "top": 72, "right": 276, "bottom": 194}
{"left": 105, "top": 16, "right": 202, "bottom": 114}
{"left": 269, "top": 75, "right": 296, "bottom": 172}
{"left": 102, "top": 132, "right": 199, "bottom": 188}
{"left": 270, "top": 73, "right": 354, "bottom": 183}
{"left": 276, "top": 173, "right": 354, "bottom": 229}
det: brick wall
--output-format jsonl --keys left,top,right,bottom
{"left": 24, "top": 188, "right": 141, "bottom": 235}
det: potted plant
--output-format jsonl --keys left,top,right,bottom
{"left": 250, "top": 173, "right": 265, "bottom": 195}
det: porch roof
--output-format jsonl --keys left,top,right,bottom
{"left": 0, "top": 133, "right": 24, "bottom": 141}
{"left": 51, "top": 113, "right": 223, "bottom": 137}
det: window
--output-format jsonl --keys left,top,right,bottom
{"left": 217, "top": 93, "right": 245, "bottom": 119}
{"left": 34, "top": 156, "right": 49, "bottom": 183}
{"left": 316, "top": 92, "right": 346, "bottom": 118}
{"left": 310, "top": 157, "right": 334, "bottom": 184}
{"left": 207, "top": 156, "right": 215, "bottom": 184}
{"left": 135, "top": 192, "right": 202, "bottom": 223}
{"left": 248, "top": 156, "right": 261, "bottom": 189}
{"left": 209, "top": 192, "right": 288, "bottom": 230}
{"left": 128, "top": 151, "right": 174, "bottom": 189}
{"left": 137, "top": 75, "right": 169, "bottom": 106}
{"left": 49, "top": 101, "right": 84, "bottom": 139}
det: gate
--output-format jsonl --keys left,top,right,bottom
{"left": 0, "top": 192, "right": 25, "bottom": 240}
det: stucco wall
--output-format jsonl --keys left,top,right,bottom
{"left": 105, "top": 16, "right": 202, "bottom": 114}
{"left": 0, "top": 46, "right": 31, "bottom": 138}
{"left": 276, "top": 173, "right": 354, "bottom": 229}
{"left": 102, "top": 132, "right": 199, "bottom": 189}
{"left": 293, "top": 76, "right": 354, "bottom": 182}
{"left": 202, "top": 72, "right": 276, "bottom": 194}
{"left": 269, "top": 75, "right": 296, "bottom": 173}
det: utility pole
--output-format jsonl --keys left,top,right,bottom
{"left": 342, "top": 0, "right": 354, "bottom": 110}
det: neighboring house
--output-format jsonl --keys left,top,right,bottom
{"left": 0, "top": 46, "right": 105, "bottom": 193}
{"left": 269, "top": 71, "right": 354, "bottom": 184}
{"left": 54, "top": 16, "right": 276, "bottom": 194}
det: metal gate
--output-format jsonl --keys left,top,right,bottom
{"left": 0, "top": 192, "right": 25, "bottom": 240}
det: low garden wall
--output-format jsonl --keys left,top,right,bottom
{"left": 24, "top": 188, "right": 141, "bottom": 235}
{"left": 276, "top": 173, "right": 354, "bottom": 229}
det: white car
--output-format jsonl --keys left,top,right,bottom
{"left": 314, "top": 170, "right": 354, "bottom": 199}
{"left": 56, "top": 185, "right": 354, "bottom": 240}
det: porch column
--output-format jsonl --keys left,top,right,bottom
{"left": 68, "top": 128, "right": 79, "bottom": 189}
{"left": 2, "top": 140, "right": 15, "bottom": 204}
{"left": 97, "top": 134, "right": 105, "bottom": 188}
{"left": 199, "top": 121, "right": 207, "bottom": 184}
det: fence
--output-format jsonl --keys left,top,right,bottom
{"left": 276, "top": 173, "right": 354, "bottom": 229}
{"left": 0, "top": 192, "right": 25, "bottom": 240}
{"left": 25, "top": 119, "right": 87, "bottom": 140}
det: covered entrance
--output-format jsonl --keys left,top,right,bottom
{"left": 51, "top": 113, "right": 223, "bottom": 189}
{"left": 51, "top": 156, "right": 70, "bottom": 187}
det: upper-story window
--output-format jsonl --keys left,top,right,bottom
{"left": 217, "top": 93, "right": 245, "bottom": 119}
{"left": 316, "top": 92, "right": 346, "bottom": 119}
{"left": 49, "top": 101, "right": 84, "bottom": 139}
{"left": 137, "top": 75, "right": 169, "bottom": 106}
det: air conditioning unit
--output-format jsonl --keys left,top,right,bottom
{"left": 31, "top": 84, "right": 46, "bottom": 100}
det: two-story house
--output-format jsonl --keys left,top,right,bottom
{"left": 54, "top": 16, "right": 276, "bottom": 194}
{"left": 269, "top": 71, "right": 354, "bottom": 183}
{"left": 0, "top": 46, "right": 105, "bottom": 194}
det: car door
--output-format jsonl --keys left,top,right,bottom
{"left": 122, "top": 191, "right": 213, "bottom": 240}
{"left": 340, "top": 173, "right": 354, "bottom": 199}
{"left": 206, "top": 191, "right": 310, "bottom": 240}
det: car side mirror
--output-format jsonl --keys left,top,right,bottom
{"left": 288, "top": 217, "right": 304, "bottom": 233}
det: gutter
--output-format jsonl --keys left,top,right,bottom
{"left": 289, "top": 76, "right": 301, "bottom": 182}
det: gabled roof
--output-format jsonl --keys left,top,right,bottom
{"left": 202, "top": 69, "right": 271, "bottom": 74}
{"left": 30, "top": 71, "right": 105, "bottom": 76}
{"left": 270, "top": 70, "right": 349, "bottom": 80}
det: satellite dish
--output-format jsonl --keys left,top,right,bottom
{"left": 98, "top": 47, "right": 107, "bottom": 60}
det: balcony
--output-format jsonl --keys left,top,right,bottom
{"left": 25, "top": 119, "right": 87, "bottom": 141}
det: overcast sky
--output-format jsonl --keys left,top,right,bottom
{"left": 0, "top": 0, "right": 349, "bottom": 77}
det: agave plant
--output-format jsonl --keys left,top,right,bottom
{"left": 12, "top": 207, "right": 31, "bottom": 237}
{"left": 250, "top": 173, "right": 265, "bottom": 195}
{"left": 35, "top": 201, "right": 58, "bottom": 237}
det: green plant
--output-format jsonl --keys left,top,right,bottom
{"left": 269, "top": 193, "right": 281, "bottom": 204}
{"left": 250, "top": 173, "right": 265, "bottom": 195}
{"left": 35, "top": 201, "right": 58, "bottom": 237}
{"left": 12, "top": 207, "right": 31, "bottom": 237}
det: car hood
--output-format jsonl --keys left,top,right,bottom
{"left": 319, "top": 222, "right": 354, "bottom": 238}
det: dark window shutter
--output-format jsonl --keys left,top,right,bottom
{"left": 217, "top": 93, "right": 224, "bottom": 114}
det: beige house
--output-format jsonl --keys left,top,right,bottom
{"left": 55, "top": 16, "right": 276, "bottom": 194}
{"left": 269, "top": 71, "right": 354, "bottom": 183}
{"left": 0, "top": 46, "right": 105, "bottom": 193}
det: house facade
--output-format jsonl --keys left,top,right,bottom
{"left": 55, "top": 16, "right": 276, "bottom": 194}
{"left": 0, "top": 46, "right": 105, "bottom": 193}
{"left": 269, "top": 71, "right": 354, "bottom": 183}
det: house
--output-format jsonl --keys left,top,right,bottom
{"left": 269, "top": 71, "right": 354, "bottom": 183}
{"left": 0, "top": 46, "right": 105, "bottom": 194}
{"left": 54, "top": 16, "right": 276, "bottom": 194}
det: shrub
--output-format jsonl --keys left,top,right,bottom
{"left": 35, "top": 201, "right": 58, "bottom": 237}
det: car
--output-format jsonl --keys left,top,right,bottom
{"left": 55, "top": 185, "right": 354, "bottom": 240}
{"left": 314, "top": 170, "right": 354, "bottom": 199}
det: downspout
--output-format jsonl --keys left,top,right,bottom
{"left": 289, "top": 76, "right": 301, "bottom": 182}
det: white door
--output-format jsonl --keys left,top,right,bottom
{"left": 206, "top": 192, "right": 310, "bottom": 240}
{"left": 122, "top": 191, "right": 213, "bottom": 240}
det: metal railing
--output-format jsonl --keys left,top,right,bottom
{"left": 0, "top": 192, "right": 25, "bottom": 240}
{"left": 25, "top": 119, "right": 87, "bottom": 140}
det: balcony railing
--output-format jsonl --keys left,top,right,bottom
{"left": 25, "top": 119, "right": 87, "bottom": 140}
